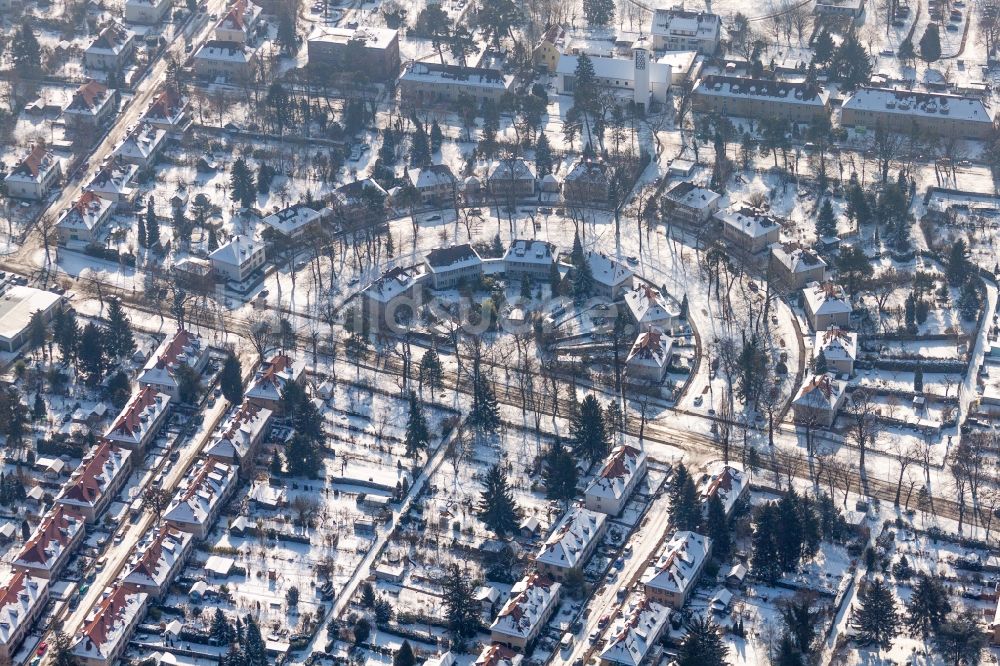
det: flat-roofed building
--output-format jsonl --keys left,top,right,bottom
{"left": 692, "top": 76, "right": 830, "bottom": 123}
{"left": 534, "top": 507, "right": 607, "bottom": 579}
{"left": 307, "top": 25, "right": 400, "bottom": 80}
{"left": 585, "top": 445, "right": 648, "bottom": 515}
{"left": 841, "top": 87, "right": 994, "bottom": 139}
{"left": 641, "top": 530, "right": 712, "bottom": 609}
{"left": 0, "top": 286, "right": 63, "bottom": 352}
{"left": 401, "top": 62, "right": 512, "bottom": 107}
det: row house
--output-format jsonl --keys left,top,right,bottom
{"left": 56, "top": 191, "right": 114, "bottom": 246}
{"left": 56, "top": 439, "right": 133, "bottom": 522}
{"left": 400, "top": 62, "right": 513, "bottom": 107}
{"left": 585, "top": 445, "right": 648, "bottom": 516}
{"left": 137, "top": 328, "right": 209, "bottom": 400}
{"left": 534, "top": 507, "right": 607, "bottom": 579}
{"left": 13, "top": 505, "right": 86, "bottom": 579}
{"left": 204, "top": 400, "right": 274, "bottom": 477}
{"left": 0, "top": 572, "right": 48, "bottom": 664}
{"left": 164, "top": 457, "right": 238, "bottom": 539}
{"left": 104, "top": 386, "right": 172, "bottom": 452}
{"left": 71, "top": 583, "right": 149, "bottom": 666}
{"left": 245, "top": 354, "right": 306, "bottom": 415}
{"left": 4, "top": 144, "right": 62, "bottom": 200}
{"left": 599, "top": 598, "right": 671, "bottom": 666}
{"left": 692, "top": 75, "right": 831, "bottom": 124}
{"left": 122, "top": 526, "right": 193, "bottom": 598}
{"left": 85, "top": 22, "right": 136, "bottom": 72}
{"left": 841, "top": 87, "right": 995, "bottom": 140}
{"left": 489, "top": 573, "right": 562, "bottom": 652}
{"left": 641, "top": 530, "right": 712, "bottom": 609}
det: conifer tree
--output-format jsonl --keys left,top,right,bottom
{"left": 105, "top": 297, "right": 136, "bottom": 359}
{"left": 535, "top": 132, "right": 553, "bottom": 176}
{"left": 571, "top": 395, "right": 608, "bottom": 464}
{"left": 905, "top": 573, "right": 951, "bottom": 639}
{"left": 705, "top": 492, "right": 731, "bottom": 557}
{"left": 32, "top": 393, "right": 46, "bottom": 420}
{"left": 430, "top": 121, "right": 443, "bottom": 153}
{"left": 478, "top": 463, "right": 520, "bottom": 535}
{"left": 137, "top": 209, "right": 146, "bottom": 248}
{"left": 751, "top": 502, "right": 782, "bottom": 582}
{"left": 219, "top": 353, "right": 244, "bottom": 404}
{"left": 543, "top": 439, "right": 578, "bottom": 502}
{"left": 469, "top": 371, "right": 501, "bottom": 434}
{"left": 410, "top": 123, "right": 431, "bottom": 166}
{"left": 53, "top": 308, "right": 80, "bottom": 365}
{"left": 442, "top": 563, "right": 479, "bottom": 642}
{"left": 394, "top": 641, "right": 416, "bottom": 666}
{"left": 419, "top": 348, "right": 443, "bottom": 395}
{"left": 816, "top": 199, "right": 837, "bottom": 237}
{"left": 851, "top": 578, "right": 899, "bottom": 649}
{"left": 78, "top": 323, "right": 107, "bottom": 385}
{"left": 146, "top": 197, "right": 160, "bottom": 247}
{"left": 678, "top": 615, "right": 729, "bottom": 666}
{"left": 404, "top": 391, "right": 430, "bottom": 457}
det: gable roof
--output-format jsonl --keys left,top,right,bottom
{"left": 627, "top": 328, "right": 673, "bottom": 367}
{"left": 58, "top": 438, "right": 131, "bottom": 510}
{"left": 14, "top": 505, "right": 85, "bottom": 572}
{"left": 535, "top": 507, "right": 606, "bottom": 570}
{"left": 67, "top": 81, "right": 111, "bottom": 112}
{"left": 793, "top": 372, "right": 846, "bottom": 410}
{"left": 11, "top": 145, "right": 58, "bottom": 180}
{"left": 490, "top": 572, "right": 561, "bottom": 639}
{"left": 641, "top": 530, "right": 711, "bottom": 597}
{"left": 71, "top": 583, "right": 148, "bottom": 660}
{"left": 0, "top": 571, "right": 47, "bottom": 647}
{"left": 586, "top": 445, "right": 646, "bottom": 503}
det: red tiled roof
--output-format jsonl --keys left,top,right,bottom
{"left": 78, "top": 583, "right": 139, "bottom": 648}
{"left": 61, "top": 438, "right": 122, "bottom": 504}
{"left": 109, "top": 386, "right": 161, "bottom": 437}
{"left": 16, "top": 505, "right": 83, "bottom": 565}
{"left": 16, "top": 145, "right": 51, "bottom": 178}
{"left": 70, "top": 80, "right": 109, "bottom": 111}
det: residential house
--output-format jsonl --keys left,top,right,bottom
{"left": 124, "top": 0, "right": 172, "bottom": 23}
{"left": 137, "top": 329, "right": 209, "bottom": 400}
{"left": 815, "top": 327, "right": 858, "bottom": 375}
{"left": 117, "top": 123, "right": 166, "bottom": 168}
{"left": 12, "top": 505, "right": 86, "bottom": 579}
{"left": 650, "top": 8, "right": 720, "bottom": 53}
{"left": 814, "top": 0, "right": 865, "bottom": 16}
{"left": 641, "top": 530, "right": 712, "bottom": 609}
{"left": 400, "top": 62, "right": 512, "bottom": 107}
{"left": 692, "top": 76, "right": 831, "bottom": 123}
{"left": 533, "top": 24, "right": 566, "bottom": 73}
{"left": 307, "top": 26, "right": 401, "bottom": 81}
{"left": 841, "top": 88, "right": 994, "bottom": 140}
{"left": 193, "top": 40, "right": 258, "bottom": 80}
{"left": 204, "top": 400, "right": 273, "bottom": 477}
{"left": 164, "top": 457, "right": 238, "bottom": 539}
{"left": 624, "top": 285, "right": 680, "bottom": 332}
{"left": 791, "top": 373, "right": 847, "bottom": 427}
{"left": 143, "top": 87, "right": 189, "bottom": 135}
{"left": 122, "top": 526, "right": 194, "bottom": 598}
{"left": 534, "top": 507, "right": 607, "bottom": 579}
{"left": 0, "top": 572, "right": 48, "bottom": 664}
{"left": 406, "top": 164, "right": 457, "bottom": 206}
{"left": 662, "top": 182, "right": 721, "bottom": 225}
{"left": 585, "top": 445, "right": 648, "bottom": 515}
{"left": 802, "top": 281, "right": 852, "bottom": 331}
{"left": 562, "top": 160, "right": 610, "bottom": 205}
{"left": 4, "top": 144, "right": 62, "bottom": 200}
{"left": 363, "top": 264, "right": 428, "bottom": 332}
{"left": 70, "top": 583, "right": 149, "bottom": 666}
{"left": 490, "top": 573, "right": 562, "bottom": 651}
{"left": 504, "top": 239, "right": 557, "bottom": 280}
{"left": 209, "top": 234, "right": 266, "bottom": 283}
{"left": 0, "top": 286, "right": 63, "bottom": 352}
{"left": 245, "top": 354, "right": 306, "bottom": 415}
{"left": 717, "top": 205, "right": 781, "bottom": 254}
{"left": 64, "top": 81, "right": 118, "bottom": 129}
{"left": 626, "top": 328, "right": 673, "bottom": 382}
{"left": 475, "top": 644, "right": 524, "bottom": 666}
{"left": 425, "top": 244, "right": 483, "bottom": 289}
{"left": 56, "top": 439, "right": 133, "bottom": 522}
{"left": 599, "top": 598, "right": 671, "bottom": 666}
{"left": 696, "top": 463, "right": 749, "bottom": 519}
{"left": 770, "top": 244, "right": 827, "bottom": 288}
{"left": 585, "top": 251, "right": 634, "bottom": 300}
{"left": 85, "top": 22, "right": 136, "bottom": 72}
{"left": 85, "top": 158, "right": 138, "bottom": 210}
{"left": 56, "top": 191, "right": 114, "bottom": 246}
{"left": 331, "top": 179, "right": 389, "bottom": 229}
{"left": 262, "top": 203, "right": 327, "bottom": 239}
{"left": 104, "top": 386, "right": 172, "bottom": 452}
{"left": 214, "top": 0, "right": 262, "bottom": 43}
{"left": 488, "top": 159, "right": 536, "bottom": 199}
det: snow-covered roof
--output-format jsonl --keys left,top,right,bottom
{"left": 425, "top": 244, "right": 482, "bottom": 272}
{"left": 363, "top": 265, "right": 428, "bottom": 303}
{"left": 771, "top": 244, "right": 827, "bottom": 274}
{"left": 564, "top": 159, "right": 609, "bottom": 186}
{"left": 123, "top": 526, "right": 192, "bottom": 591}
{"left": 694, "top": 75, "right": 829, "bottom": 107}
{"left": 194, "top": 40, "right": 256, "bottom": 63}
{"left": 0, "top": 286, "right": 62, "bottom": 345}
{"left": 815, "top": 327, "right": 858, "bottom": 363}
{"left": 401, "top": 62, "right": 511, "bottom": 91}
{"left": 0, "top": 571, "right": 47, "bottom": 649}
{"left": 217, "top": 0, "right": 261, "bottom": 34}
{"left": 71, "top": 584, "right": 148, "bottom": 662}
{"left": 138, "top": 329, "right": 206, "bottom": 390}
{"left": 664, "top": 181, "right": 720, "bottom": 210}
{"left": 65, "top": 81, "right": 113, "bottom": 115}
{"left": 144, "top": 87, "right": 186, "bottom": 125}
{"left": 793, "top": 373, "right": 847, "bottom": 410}
{"left": 842, "top": 87, "right": 994, "bottom": 124}
{"left": 262, "top": 203, "right": 323, "bottom": 236}
{"left": 87, "top": 158, "right": 137, "bottom": 197}
{"left": 475, "top": 644, "right": 523, "bottom": 666}
{"left": 164, "top": 458, "right": 237, "bottom": 529}
{"left": 104, "top": 386, "right": 171, "bottom": 447}
{"left": 335, "top": 178, "right": 388, "bottom": 205}
{"left": 490, "top": 572, "right": 561, "bottom": 640}
{"left": 87, "top": 22, "right": 133, "bottom": 55}
{"left": 504, "top": 239, "right": 556, "bottom": 265}
{"left": 556, "top": 54, "right": 670, "bottom": 86}
{"left": 802, "top": 281, "right": 851, "bottom": 316}
{"left": 204, "top": 400, "right": 273, "bottom": 461}
{"left": 6, "top": 144, "right": 60, "bottom": 183}
{"left": 57, "top": 438, "right": 132, "bottom": 513}
{"left": 407, "top": 164, "right": 456, "bottom": 191}
{"left": 58, "top": 191, "right": 112, "bottom": 234}
{"left": 245, "top": 354, "right": 305, "bottom": 406}
{"left": 210, "top": 234, "right": 263, "bottom": 267}
{"left": 624, "top": 285, "right": 678, "bottom": 327}
{"left": 489, "top": 158, "right": 535, "bottom": 182}
{"left": 696, "top": 462, "right": 748, "bottom": 517}
{"left": 13, "top": 505, "right": 85, "bottom": 574}
{"left": 585, "top": 251, "right": 633, "bottom": 289}
{"left": 307, "top": 25, "right": 398, "bottom": 49}
{"left": 651, "top": 8, "right": 720, "bottom": 39}
{"left": 586, "top": 445, "right": 646, "bottom": 503}
{"left": 118, "top": 123, "right": 165, "bottom": 161}
{"left": 535, "top": 507, "right": 606, "bottom": 570}
{"left": 641, "top": 530, "right": 711, "bottom": 598}
{"left": 599, "top": 598, "right": 670, "bottom": 666}
{"left": 627, "top": 328, "right": 673, "bottom": 368}
{"left": 716, "top": 205, "right": 781, "bottom": 239}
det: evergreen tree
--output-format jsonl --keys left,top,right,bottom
{"left": 958, "top": 280, "right": 981, "bottom": 321}
{"left": 535, "top": 132, "right": 553, "bottom": 176}
{"left": 705, "top": 492, "right": 731, "bottom": 557}
{"left": 678, "top": 615, "right": 729, "bottom": 666}
{"left": 813, "top": 29, "right": 834, "bottom": 63}
{"left": 776, "top": 489, "right": 804, "bottom": 571}
{"left": 780, "top": 597, "right": 820, "bottom": 655}
{"left": 571, "top": 230, "right": 585, "bottom": 267}
{"left": 669, "top": 463, "right": 701, "bottom": 531}
{"left": 78, "top": 323, "right": 107, "bottom": 385}
{"left": 913, "top": 366, "right": 923, "bottom": 392}
{"left": 816, "top": 199, "right": 837, "bottom": 237}
{"left": 851, "top": 578, "right": 899, "bottom": 649}
{"left": 478, "top": 463, "right": 520, "bottom": 535}
{"left": 573, "top": 259, "right": 594, "bottom": 302}
{"left": 814, "top": 349, "right": 828, "bottom": 374}
{"left": 680, "top": 293, "right": 689, "bottom": 318}
{"left": 146, "top": 197, "right": 160, "bottom": 248}
{"left": 28, "top": 311, "right": 46, "bottom": 357}
{"left": 897, "top": 35, "right": 916, "bottom": 61}
{"left": 219, "top": 353, "right": 244, "bottom": 404}
{"left": 211, "top": 608, "right": 234, "bottom": 644}
{"left": 442, "top": 563, "right": 479, "bottom": 641}
{"left": 393, "top": 641, "right": 416, "bottom": 666}
{"left": 404, "top": 391, "right": 430, "bottom": 457}
{"left": 774, "top": 634, "right": 803, "bottom": 666}
{"left": 243, "top": 615, "right": 267, "bottom": 666}
{"left": 947, "top": 239, "right": 969, "bottom": 284}
{"left": 230, "top": 157, "right": 256, "bottom": 208}
{"left": 137, "top": 208, "right": 147, "bottom": 248}
{"left": 905, "top": 573, "right": 951, "bottom": 639}
{"left": 105, "top": 298, "right": 135, "bottom": 359}
{"left": 360, "top": 582, "right": 377, "bottom": 607}
{"left": 430, "top": 121, "right": 443, "bottom": 153}
{"left": 572, "top": 395, "right": 608, "bottom": 464}
{"left": 32, "top": 393, "right": 45, "bottom": 420}
{"left": 919, "top": 23, "right": 941, "bottom": 62}
{"left": 0, "top": 387, "right": 27, "bottom": 459}
{"left": 752, "top": 502, "right": 782, "bottom": 582}
{"left": 52, "top": 308, "right": 80, "bottom": 364}
{"left": 933, "top": 609, "right": 987, "bottom": 665}
{"left": 469, "top": 371, "right": 501, "bottom": 434}
{"left": 285, "top": 431, "right": 321, "bottom": 478}
{"left": 583, "top": 0, "right": 615, "bottom": 25}
{"left": 829, "top": 32, "right": 872, "bottom": 88}
{"left": 410, "top": 122, "right": 431, "bottom": 166}
{"left": 176, "top": 364, "right": 201, "bottom": 404}
{"left": 208, "top": 226, "right": 219, "bottom": 251}
{"left": 543, "top": 439, "right": 578, "bottom": 502}
{"left": 51, "top": 631, "right": 75, "bottom": 666}
{"left": 419, "top": 348, "right": 443, "bottom": 395}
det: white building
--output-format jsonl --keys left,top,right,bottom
{"left": 716, "top": 205, "right": 781, "bottom": 254}
{"left": 815, "top": 327, "right": 858, "bottom": 375}
{"left": 770, "top": 244, "right": 827, "bottom": 288}
{"left": 662, "top": 182, "right": 721, "bottom": 225}
{"left": 117, "top": 123, "right": 166, "bottom": 168}
{"left": 137, "top": 329, "right": 209, "bottom": 400}
{"left": 245, "top": 354, "right": 306, "bottom": 415}
{"left": 841, "top": 87, "right": 994, "bottom": 140}
{"left": 556, "top": 44, "right": 669, "bottom": 109}
{"left": 204, "top": 400, "right": 273, "bottom": 477}
{"left": 13, "top": 505, "right": 86, "bottom": 579}
{"left": 792, "top": 373, "right": 847, "bottom": 427}
{"left": 504, "top": 239, "right": 557, "bottom": 280}
{"left": 802, "top": 281, "right": 852, "bottom": 331}
{"left": 193, "top": 40, "right": 258, "bottom": 80}
{"left": 535, "top": 507, "right": 607, "bottom": 578}
{"left": 425, "top": 244, "right": 483, "bottom": 289}
{"left": 641, "top": 530, "right": 712, "bottom": 609}
{"left": 214, "top": 0, "right": 262, "bottom": 43}
{"left": 210, "top": 234, "right": 266, "bottom": 283}
{"left": 599, "top": 598, "right": 671, "bottom": 666}
{"left": 696, "top": 463, "right": 749, "bottom": 519}
{"left": 261, "top": 203, "right": 326, "bottom": 239}
{"left": 585, "top": 445, "right": 648, "bottom": 515}
{"left": 363, "top": 264, "right": 428, "bottom": 332}
{"left": 86, "top": 159, "right": 138, "bottom": 210}
{"left": 475, "top": 644, "right": 524, "bottom": 666}
{"left": 0, "top": 286, "right": 63, "bottom": 352}
{"left": 624, "top": 285, "right": 679, "bottom": 332}
{"left": 585, "top": 251, "right": 634, "bottom": 300}
{"left": 85, "top": 22, "right": 136, "bottom": 71}
{"left": 4, "top": 144, "right": 62, "bottom": 200}
{"left": 104, "top": 386, "right": 172, "bottom": 452}
{"left": 400, "top": 62, "right": 512, "bottom": 107}
{"left": 307, "top": 25, "right": 401, "bottom": 81}
{"left": 626, "top": 328, "right": 673, "bottom": 382}
{"left": 63, "top": 80, "right": 118, "bottom": 128}
{"left": 164, "top": 457, "right": 238, "bottom": 539}
{"left": 57, "top": 191, "right": 114, "bottom": 246}
{"left": 57, "top": 439, "right": 133, "bottom": 522}
{"left": 405, "top": 164, "right": 457, "bottom": 205}
{"left": 124, "top": 0, "right": 172, "bottom": 23}
{"left": 490, "top": 573, "right": 562, "bottom": 651}
{"left": 71, "top": 584, "right": 149, "bottom": 666}
{"left": 123, "top": 526, "right": 194, "bottom": 598}
{"left": 143, "top": 87, "right": 189, "bottom": 135}
{"left": 0, "top": 572, "right": 48, "bottom": 664}
{"left": 650, "top": 8, "right": 720, "bottom": 53}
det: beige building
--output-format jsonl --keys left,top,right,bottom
{"left": 841, "top": 88, "right": 994, "bottom": 139}
{"left": 400, "top": 62, "right": 512, "bottom": 107}
{"left": 662, "top": 182, "right": 721, "bottom": 225}
{"left": 792, "top": 373, "right": 847, "bottom": 427}
{"left": 124, "top": 0, "right": 172, "bottom": 23}
{"left": 4, "top": 144, "right": 62, "bottom": 200}
{"left": 533, "top": 24, "right": 566, "bottom": 73}
{"left": 71, "top": 584, "right": 149, "bottom": 666}
{"left": 363, "top": 264, "right": 428, "bottom": 332}
{"left": 193, "top": 40, "right": 258, "bottom": 80}
{"left": 534, "top": 507, "right": 607, "bottom": 579}
{"left": 650, "top": 8, "right": 720, "bottom": 53}
{"left": 692, "top": 76, "right": 831, "bottom": 123}
{"left": 0, "top": 572, "right": 48, "bottom": 664}
{"left": 490, "top": 573, "right": 562, "bottom": 651}
{"left": 815, "top": 327, "right": 858, "bottom": 375}
{"left": 803, "top": 281, "right": 852, "bottom": 330}
{"left": 770, "top": 244, "right": 827, "bottom": 288}
{"left": 717, "top": 205, "right": 782, "bottom": 254}
{"left": 641, "top": 530, "right": 712, "bottom": 609}
{"left": 562, "top": 160, "right": 610, "bottom": 205}
{"left": 307, "top": 26, "right": 400, "bottom": 81}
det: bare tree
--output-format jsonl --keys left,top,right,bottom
{"left": 846, "top": 388, "right": 879, "bottom": 494}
